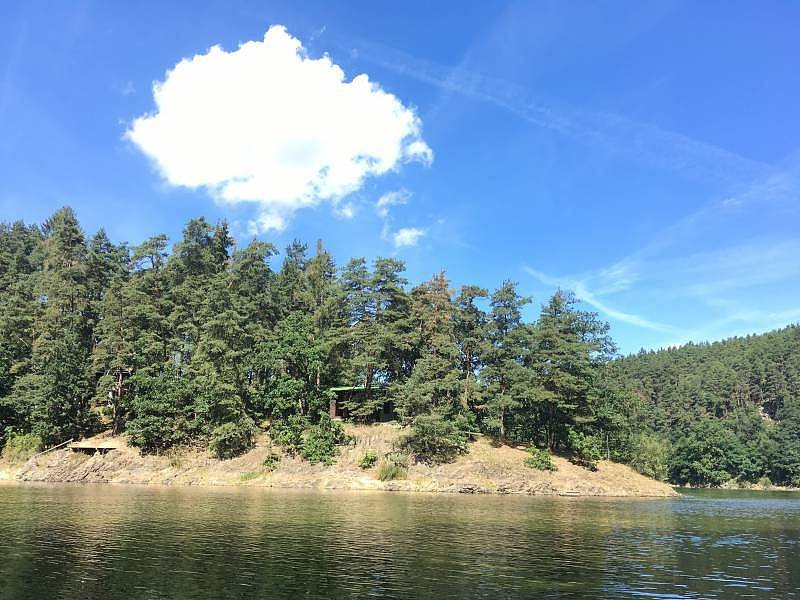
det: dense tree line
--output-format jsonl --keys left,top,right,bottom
{"left": 0, "top": 208, "right": 635, "bottom": 467}
{"left": 617, "top": 327, "right": 800, "bottom": 486}
{"left": 1, "top": 207, "right": 798, "bottom": 487}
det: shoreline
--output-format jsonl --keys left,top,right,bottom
{"left": 0, "top": 424, "right": 677, "bottom": 498}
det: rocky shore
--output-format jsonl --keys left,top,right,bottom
{"left": 1, "top": 424, "right": 677, "bottom": 497}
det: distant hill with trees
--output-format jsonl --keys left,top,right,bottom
{"left": 616, "top": 326, "right": 800, "bottom": 486}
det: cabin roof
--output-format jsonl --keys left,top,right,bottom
{"left": 328, "top": 385, "right": 387, "bottom": 392}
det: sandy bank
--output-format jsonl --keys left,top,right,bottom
{"left": 3, "top": 424, "right": 676, "bottom": 497}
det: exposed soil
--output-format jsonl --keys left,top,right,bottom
{"left": 2, "top": 424, "right": 677, "bottom": 497}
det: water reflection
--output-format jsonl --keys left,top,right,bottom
{"left": 0, "top": 485, "right": 798, "bottom": 599}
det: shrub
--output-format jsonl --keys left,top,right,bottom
{"left": 524, "top": 446, "right": 557, "bottom": 471}
{"left": 400, "top": 414, "right": 468, "bottom": 465}
{"left": 301, "top": 414, "right": 348, "bottom": 465}
{"left": 568, "top": 429, "right": 603, "bottom": 471}
{"left": 628, "top": 433, "right": 669, "bottom": 480}
{"left": 262, "top": 452, "right": 281, "bottom": 472}
{"left": 271, "top": 414, "right": 307, "bottom": 455}
{"left": 359, "top": 450, "right": 379, "bottom": 469}
{"left": 376, "top": 461, "right": 407, "bottom": 481}
{"left": 239, "top": 471, "right": 261, "bottom": 481}
{"left": 208, "top": 418, "right": 257, "bottom": 459}
{"left": 1, "top": 432, "right": 42, "bottom": 462}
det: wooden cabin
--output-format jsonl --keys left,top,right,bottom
{"left": 328, "top": 386, "right": 396, "bottom": 423}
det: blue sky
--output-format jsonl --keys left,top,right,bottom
{"left": 1, "top": 1, "right": 799, "bottom": 354}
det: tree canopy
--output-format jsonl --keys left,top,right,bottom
{"left": 0, "top": 208, "right": 797, "bottom": 486}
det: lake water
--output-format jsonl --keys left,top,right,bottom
{"left": 0, "top": 485, "right": 798, "bottom": 599}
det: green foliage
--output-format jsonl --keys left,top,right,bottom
{"left": 524, "top": 446, "right": 557, "bottom": 471}
{"left": 262, "top": 452, "right": 281, "bottom": 471}
{"left": 376, "top": 461, "right": 407, "bottom": 481}
{"left": 400, "top": 413, "right": 468, "bottom": 465}
{"left": 1, "top": 432, "right": 42, "bottom": 462}
{"left": 271, "top": 414, "right": 307, "bottom": 455}
{"left": 769, "top": 397, "right": 800, "bottom": 486}
{"left": 617, "top": 325, "right": 800, "bottom": 486}
{"left": 376, "top": 453, "right": 409, "bottom": 481}
{"left": 208, "top": 418, "right": 256, "bottom": 459}
{"left": 126, "top": 373, "right": 192, "bottom": 454}
{"left": 668, "top": 419, "right": 740, "bottom": 486}
{"left": 2, "top": 207, "right": 799, "bottom": 489}
{"left": 567, "top": 429, "right": 603, "bottom": 471}
{"left": 627, "top": 433, "right": 670, "bottom": 480}
{"left": 359, "top": 450, "right": 379, "bottom": 469}
{"left": 300, "top": 414, "right": 347, "bottom": 465}
{"left": 239, "top": 471, "right": 261, "bottom": 481}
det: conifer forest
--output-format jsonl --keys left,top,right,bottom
{"left": 1, "top": 207, "right": 798, "bottom": 486}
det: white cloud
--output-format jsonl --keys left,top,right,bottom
{"left": 393, "top": 227, "right": 425, "bottom": 247}
{"left": 334, "top": 202, "right": 356, "bottom": 219}
{"left": 127, "top": 25, "right": 432, "bottom": 231}
{"left": 375, "top": 189, "right": 410, "bottom": 217}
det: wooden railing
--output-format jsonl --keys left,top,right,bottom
{"left": 30, "top": 438, "right": 73, "bottom": 459}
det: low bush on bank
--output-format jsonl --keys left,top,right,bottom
{"left": 271, "top": 414, "right": 350, "bottom": 465}
{"left": 376, "top": 461, "right": 406, "bottom": 481}
{"left": 262, "top": 451, "right": 281, "bottom": 471}
{"left": 568, "top": 430, "right": 603, "bottom": 471}
{"left": 375, "top": 451, "right": 408, "bottom": 481}
{"left": 399, "top": 414, "right": 468, "bottom": 465}
{"left": 166, "top": 447, "right": 187, "bottom": 469}
{"left": 1, "top": 432, "right": 42, "bottom": 462}
{"left": 359, "top": 450, "right": 379, "bottom": 469}
{"left": 524, "top": 447, "right": 557, "bottom": 471}
{"left": 209, "top": 418, "right": 257, "bottom": 459}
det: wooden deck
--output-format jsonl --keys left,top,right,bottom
{"left": 69, "top": 436, "right": 126, "bottom": 453}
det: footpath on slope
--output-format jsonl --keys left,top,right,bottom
{"left": 2, "top": 423, "right": 677, "bottom": 497}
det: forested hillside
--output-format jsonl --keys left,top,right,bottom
{"left": 1, "top": 207, "right": 798, "bottom": 488}
{"left": 617, "top": 327, "right": 800, "bottom": 486}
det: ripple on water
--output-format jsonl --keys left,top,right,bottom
{"left": 0, "top": 485, "right": 798, "bottom": 599}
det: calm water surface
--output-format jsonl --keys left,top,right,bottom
{"left": 0, "top": 484, "right": 798, "bottom": 599}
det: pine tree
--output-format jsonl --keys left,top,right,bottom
{"left": 0, "top": 222, "right": 42, "bottom": 424}
{"left": 454, "top": 285, "right": 488, "bottom": 410}
{"left": 11, "top": 208, "right": 93, "bottom": 444}
{"left": 481, "top": 281, "right": 531, "bottom": 441}
{"left": 528, "top": 289, "right": 614, "bottom": 450}
{"left": 398, "top": 272, "right": 462, "bottom": 420}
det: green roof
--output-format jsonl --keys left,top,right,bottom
{"left": 328, "top": 385, "right": 387, "bottom": 392}
{"left": 328, "top": 386, "right": 366, "bottom": 392}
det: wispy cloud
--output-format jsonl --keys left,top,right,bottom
{"left": 393, "top": 227, "right": 425, "bottom": 248}
{"left": 375, "top": 189, "right": 410, "bottom": 218}
{"left": 374, "top": 188, "right": 428, "bottom": 249}
{"left": 335, "top": 35, "right": 772, "bottom": 187}
{"left": 523, "top": 266, "right": 672, "bottom": 332}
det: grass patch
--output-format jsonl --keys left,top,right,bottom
{"left": 239, "top": 470, "right": 262, "bottom": 481}
{"left": 166, "top": 447, "right": 186, "bottom": 469}
{"left": 376, "top": 461, "right": 407, "bottom": 481}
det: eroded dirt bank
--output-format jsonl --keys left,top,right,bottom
{"left": 3, "top": 424, "right": 676, "bottom": 497}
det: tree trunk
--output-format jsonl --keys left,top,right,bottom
{"left": 112, "top": 370, "right": 124, "bottom": 435}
